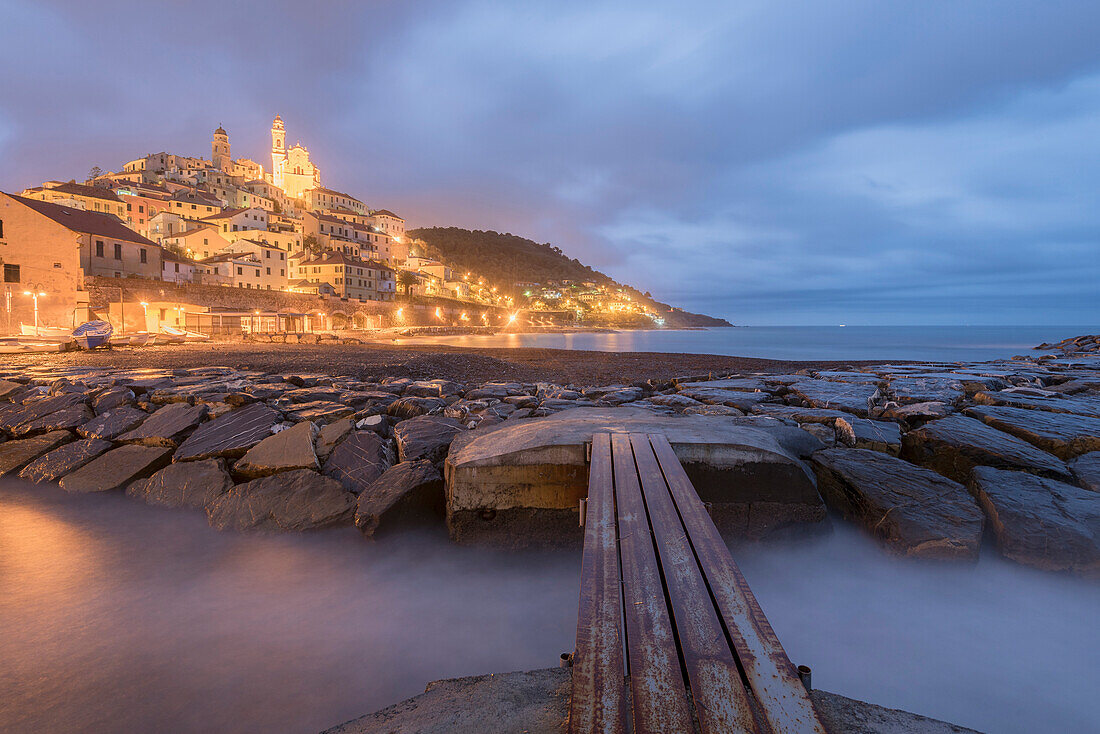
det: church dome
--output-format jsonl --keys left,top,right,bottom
{"left": 214, "top": 125, "right": 227, "bottom": 136}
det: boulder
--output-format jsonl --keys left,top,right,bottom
{"left": 886, "top": 376, "right": 965, "bottom": 405}
{"left": 117, "top": 402, "right": 208, "bottom": 447}
{"left": 0, "top": 431, "right": 74, "bottom": 477}
{"left": 900, "top": 414, "right": 1070, "bottom": 484}
{"left": 77, "top": 406, "right": 149, "bottom": 441}
{"left": 812, "top": 449, "right": 983, "bottom": 559}
{"left": 282, "top": 400, "right": 354, "bottom": 423}
{"left": 316, "top": 418, "right": 354, "bottom": 461}
{"left": 1, "top": 393, "right": 87, "bottom": 432}
{"left": 59, "top": 444, "right": 172, "bottom": 493}
{"left": 962, "top": 405, "right": 1100, "bottom": 460}
{"left": 0, "top": 379, "right": 27, "bottom": 400}
{"left": 879, "top": 401, "right": 954, "bottom": 424}
{"left": 323, "top": 431, "right": 391, "bottom": 494}
{"left": 787, "top": 380, "right": 876, "bottom": 417}
{"left": 445, "top": 408, "right": 824, "bottom": 547}
{"left": 355, "top": 459, "right": 444, "bottom": 537}
{"left": 1070, "top": 452, "right": 1100, "bottom": 492}
{"left": 91, "top": 386, "right": 136, "bottom": 413}
{"left": 127, "top": 459, "right": 234, "bottom": 508}
{"left": 233, "top": 420, "right": 319, "bottom": 478}
{"left": 11, "top": 403, "right": 94, "bottom": 436}
{"left": 206, "top": 469, "right": 356, "bottom": 531}
{"left": 834, "top": 416, "right": 902, "bottom": 455}
{"left": 18, "top": 438, "right": 113, "bottom": 484}
{"left": 971, "top": 390, "right": 1100, "bottom": 418}
{"left": 394, "top": 415, "right": 464, "bottom": 464}
{"left": 173, "top": 402, "right": 280, "bottom": 461}
{"left": 387, "top": 396, "right": 446, "bottom": 419}
{"left": 970, "top": 467, "right": 1100, "bottom": 576}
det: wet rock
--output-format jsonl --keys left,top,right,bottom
{"left": 355, "top": 459, "right": 444, "bottom": 536}
{"left": 901, "top": 414, "right": 1070, "bottom": 484}
{"left": 963, "top": 405, "right": 1100, "bottom": 460}
{"left": 174, "top": 403, "right": 280, "bottom": 462}
{"left": 970, "top": 467, "right": 1100, "bottom": 576}
{"left": 18, "top": 438, "right": 113, "bottom": 484}
{"left": 323, "top": 431, "right": 391, "bottom": 494}
{"left": 234, "top": 420, "right": 319, "bottom": 478}
{"left": 788, "top": 380, "right": 877, "bottom": 417}
{"left": 835, "top": 416, "right": 902, "bottom": 455}
{"left": 316, "top": 418, "right": 354, "bottom": 461}
{"left": 0, "top": 431, "right": 74, "bottom": 477}
{"left": 59, "top": 444, "right": 172, "bottom": 493}
{"left": 206, "top": 469, "right": 355, "bottom": 531}
{"left": 77, "top": 406, "right": 149, "bottom": 441}
{"left": 118, "top": 402, "right": 208, "bottom": 448}
{"left": 12, "top": 403, "right": 94, "bottom": 436}
{"left": 1070, "top": 452, "right": 1100, "bottom": 492}
{"left": 92, "top": 386, "right": 135, "bottom": 413}
{"left": 387, "top": 396, "right": 446, "bottom": 419}
{"left": 127, "top": 459, "right": 234, "bottom": 508}
{"left": 812, "top": 449, "right": 983, "bottom": 559}
{"left": 394, "top": 415, "right": 464, "bottom": 464}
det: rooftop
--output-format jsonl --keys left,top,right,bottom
{"left": 4, "top": 192, "right": 159, "bottom": 247}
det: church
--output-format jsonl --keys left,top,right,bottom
{"left": 269, "top": 115, "right": 321, "bottom": 199}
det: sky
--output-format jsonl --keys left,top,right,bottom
{"left": 1, "top": 1, "right": 1099, "bottom": 325}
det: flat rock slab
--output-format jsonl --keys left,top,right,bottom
{"left": 835, "top": 417, "right": 902, "bottom": 455}
{"left": 970, "top": 466, "right": 1100, "bottom": 576}
{"left": 814, "top": 371, "right": 883, "bottom": 385}
{"left": 901, "top": 414, "right": 1070, "bottom": 484}
{"left": 387, "top": 396, "right": 447, "bottom": 419}
{"left": 78, "top": 406, "right": 150, "bottom": 440}
{"left": 127, "top": 459, "right": 234, "bottom": 509}
{"left": 963, "top": 404, "right": 1100, "bottom": 460}
{"left": 788, "top": 380, "right": 877, "bottom": 417}
{"left": 886, "top": 376, "right": 965, "bottom": 405}
{"left": 12, "top": 403, "right": 94, "bottom": 436}
{"left": 323, "top": 431, "right": 390, "bottom": 494}
{"left": 118, "top": 402, "right": 208, "bottom": 447}
{"left": 18, "top": 438, "right": 113, "bottom": 484}
{"left": 812, "top": 449, "right": 983, "bottom": 559}
{"left": 675, "top": 388, "right": 770, "bottom": 411}
{"left": 445, "top": 408, "right": 823, "bottom": 546}
{"left": 395, "top": 415, "right": 465, "bottom": 464}
{"left": 972, "top": 390, "right": 1100, "bottom": 418}
{"left": 753, "top": 404, "right": 853, "bottom": 424}
{"left": 174, "top": 402, "right": 280, "bottom": 461}
{"left": 316, "top": 418, "right": 354, "bottom": 461}
{"left": 92, "top": 386, "right": 135, "bottom": 413}
{"left": 206, "top": 468, "right": 355, "bottom": 531}
{"left": 355, "top": 459, "right": 444, "bottom": 536}
{"left": 0, "top": 431, "right": 74, "bottom": 477}
{"left": 677, "top": 377, "right": 769, "bottom": 392}
{"left": 282, "top": 401, "right": 354, "bottom": 423}
{"left": 1070, "top": 452, "right": 1100, "bottom": 492}
{"left": 879, "top": 401, "right": 954, "bottom": 424}
{"left": 1, "top": 393, "right": 87, "bottom": 432}
{"left": 59, "top": 444, "right": 172, "bottom": 493}
{"left": 234, "top": 420, "right": 319, "bottom": 478}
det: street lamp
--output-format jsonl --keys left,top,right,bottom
{"left": 22, "top": 287, "right": 47, "bottom": 335}
{"left": 139, "top": 301, "right": 149, "bottom": 332}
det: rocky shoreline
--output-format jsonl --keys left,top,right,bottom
{"left": 0, "top": 346, "right": 1097, "bottom": 576}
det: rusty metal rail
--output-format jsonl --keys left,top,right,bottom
{"left": 568, "top": 432, "right": 826, "bottom": 734}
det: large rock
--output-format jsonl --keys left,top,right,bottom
{"left": 753, "top": 404, "right": 851, "bottom": 424}
{"left": 879, "top": 401, "right": 954, "bottom": 424}
{"left": 1, "top": 393, "right": 87, "bottom": 433}
{"left": 886, "top": 376, "right": 965, "bottom": 405}
{"left": 233, "top": 420, "right": 319, "bottom": 478}
{"left": 127, "top": 459, "right": 234, "bottom": 508}
{"left": 59, "top": 445, "right": 172, "bottom": 493}
{"left": 962, "top": 405, "right": 1100, "bottom": 460}
{"left": 206, "top": 469, "right": 356, "bottom": 531}
{"left": 394, "top": 415, "right": 464, "bottom": 464}
{"left": 18, "top": 438, "right": 112, "bottom": 484}
{"left": 788, "top": 380, "right": 876, "bottom": 417}
{"left": 901, "top": 414, "right": 1070, "bottom": 484}
{"left": 355, "top": 459, "right": 444, "bottom": 536}
{"left": 173, "top": 402, "right": 280, "bottom": 461}
{"left": 971, "top": 390, "right": 1100, "bottom": 418}
{"left": 91, "top": 386, "right": 135, "bottom": 413}
{"left": 834, "top": 416, "right": 902, "bottom": 455}
{"left": 316, "top": 418, "right": 354, "bottom": 461}
{"left": 677, "top": 377, "right": 769, "bottom": 392}
{"left": 10, "top": 403, "right": 93, "bottom": 436}
{"left": 675, "top": 387, "right": 769, "bottom": 411}
{"left": 0, "top": 431, "right": 74, "bottom": 477}
{"left": 387, "top": 396, "right": 446, "bottom": 419}
{"left": 444, "top": 408, "right": 824, "bottom": 547}
{"left": 117, "top": 402, "right": 208, "bottom": 447}
{"left": 1070, "top": 452, "right": 1100, "bottom": 492}
{"left": 78, "top": 406, "right": 149, "bottom": 440}
{"left": 323, "top": 431, "right": 391, "bottom": 494}
{"left": 970, "top": 467, "right": 1100, "bottom": 576}
{"left": 812, "top": 449, "right": 983, "bottom": 559}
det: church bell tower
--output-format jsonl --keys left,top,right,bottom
{"left": 271, "top": 115, "right": 287, "bottom": 189}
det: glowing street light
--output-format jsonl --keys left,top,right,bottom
{"left": 139, "top": 301, "right": 150, "bottom": 331}
{"left": 508, "top": 312, "right": 518, "bottom": 325}
{"left": 434, "top": 307, "right": 443, "bottom": 320}
{"left": 22, "top": 288, "right": 47, "bottom": 334}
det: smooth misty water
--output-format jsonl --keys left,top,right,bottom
{"left": 1, "top": 482, "right": 1097, "bottom": 733}
{"left": 393, "top": 325, "right": 1090, "bottom": 362}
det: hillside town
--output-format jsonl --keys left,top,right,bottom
{"left": 0, "top": 117, "right": 665, "bottom": 340}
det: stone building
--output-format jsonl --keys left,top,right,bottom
{"left": 269, "top": 115, "right": 321, "bottom": 199}
{"left": 289, "top": 250, "right": 395, "bottom": 301}
{"left": 21, "top": 181, "right": 128, "bottom": 220}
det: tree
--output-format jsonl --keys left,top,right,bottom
{"left": 302, "top": 234, "right": 322, "bottom": 254}
{"left": 87, "top": 166, "right": 102, "bottom": 182}
{"left": 397, "top": 270, "right": 419, "bottom": 295}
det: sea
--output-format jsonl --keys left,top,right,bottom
{"left": 392, "top": 324, "right": 1090, "bottom": 362}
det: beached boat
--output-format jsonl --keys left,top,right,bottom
{"left": 71, "top": 320, "right": 113, "bottom": 350}
{"left": 18, "top": 323, "right": 75, "bottom": 344}
{"left": 0, "top": 339, "right": 66, "bottom": 354}
{"left": 127, "top": 332, "right": 153, "bottom": 347}
{"left": 159, "top": 326, "right": 191, "bottom": 344}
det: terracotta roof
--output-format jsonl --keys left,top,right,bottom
{"left": 42, "top": 182, "right": 123, "bottom": 203}
{"left": 161, "top": 250, "right": 198, "bottom": 265}
{"left": 370, "top": 209, "right": 402, "bottom": 219}
{"left": 4, "top": 193, "right": 159, "bottom": 247}
{"left": 200, "top": 207, "right": 254, "bottom": 221}
{"left": 309, "top": 187, "right": 363, "bottom": 203}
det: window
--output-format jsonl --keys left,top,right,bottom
{"left": 138, "top": 205, "right": 144, "bottom": 213}
{"left": 114, "top": 243, "right": 122, "bottom": 260}
{"left": 3, "top": 264, "right": 19, "bottom": 282}
{"left": 174, "top": 263, "right": 180, "bottom": 273}
{"left": 237, "top": 267, "right": 242, "bottom": 275}
{"left": 139, "top": 248, "right": 147, "bottom": 264}
{"left": 96, "top": 240, "right": 104, "bottom": 257}
{"left": 0, "top": 219, "right": 3, "bottom": 237}
{"left": 280, "top": 269, "right": 285, "bottom": 276}
{"left": 265, "top": 250, "right": 270, "bottom": 259}
{"left": 266, "top": 267, "right": 271, "bottom": 275}
{"left": 159, "top": 309, "right": 166, "bottom": 320}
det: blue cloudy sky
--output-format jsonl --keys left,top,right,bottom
{"left": 2, "top": 1, "right": 1098, "bottom": 325}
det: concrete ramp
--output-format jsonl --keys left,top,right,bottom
{"left": 444, "top": 408, "right": 825, "bottom": 546}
